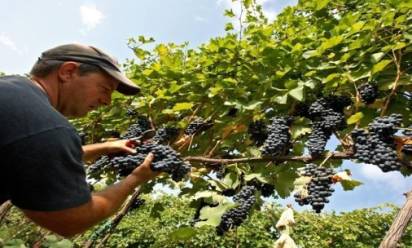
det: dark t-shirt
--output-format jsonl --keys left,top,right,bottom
{"left": 0, "top": 75, "right": 91, "bottom": 211}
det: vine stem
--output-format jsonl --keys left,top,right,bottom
{"left": 396, "top": 127, "right": 412, "bottom": 131}
{"left": 319, "top": 152, "right": 334, "bottom": 167}
{"left": 184, "top": 151, "right": 353, "bottom": 165}
{"left": 184, "top": 152, "right": 412, "bottom": 169}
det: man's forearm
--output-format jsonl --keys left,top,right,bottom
{"left": 23, "top": 173, "right": 146, "bottom": 237}
{"left": 82, "top": 143, "right": 109, "bottom": 162}
{"left": 91, "top": 173, "right": 143, "bottom": 218}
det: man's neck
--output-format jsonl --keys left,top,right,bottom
{"left": 30, "top": 76, "right": 58, "bottom": 107}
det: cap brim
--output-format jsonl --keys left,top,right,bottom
{"left": 102, "top": 68, "right": 140, "bottom": 95}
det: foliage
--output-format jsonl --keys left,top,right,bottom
{"left": 97, "top": 196, "right": 412, "bottom": 248}
{"left": 69, "top": 0, "right": 412, "bottom": 239}
{"left": 3, "top": 196, "right": 411, "bottom": 247}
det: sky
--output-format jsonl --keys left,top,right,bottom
{"left": 1, "top": 0, "right": 411, "bottom": 213}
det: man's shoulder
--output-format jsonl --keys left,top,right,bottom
{"left": 0, "top": 75, "right": 74, "bottom": 147}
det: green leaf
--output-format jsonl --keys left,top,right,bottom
{"left": 243, "top": 101, "right": 262, "bottom": 110}
{"left": 208, "top": 85, "right": 224, "bottom": 98}
{"left": 318, "top": 36, "right": 343, "bottom": 52}
{"left": 347, "top": 112, "right": 364, "bottom": 125}
{"left": 371, "top": 52, "right": 385, "bottom": 63}
{"left": 169, "top": 227, "right": 197, "bottom": 241}
{"left": 302, "top": 50, "right": 320, "bottom": 59}
{"left": 195, "top": 202, "right": 236, "bottom": 227}
{"left": 224, "top": 9, "right": 235, "bottom": 18}
{"left": 372, "top": 59, "right": 392, "bottom": 74}
{"left": 340, "top": 179, "right": 363, "bottom": 191}
{"left": 172, "top": 102, "right": 194, "bottom": 111}
{"left": 244, "top": 173, "right": 269, "bottom": 184}
{"left": 288, "top": 86, "right": 304, "bottom": 101}
{"left": 315, "top": 0, "right": 330, "bottom": 10}
{"left": 225, "top": 23, "right": 234, "bottom": 31}
{"left": 273, "top": 94, "right": 288, "bottom": 105}
{"left": 222, "top": 172, "right": 241, "bottom": 188}
{"left": 274, "top": 168, "right": 298, "bottom": 198}
{"left": 291, "top": 126, "right": 311, "bottom": 139}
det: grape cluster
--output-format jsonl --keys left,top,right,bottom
{"left": 351, "top": 114, "right": 403, "bottom": 172}
{"left": 294, "top": 164, "right": 335, "bottom": 213}
{"left": 88, "top": 143, "right": 191, "bottom": 181}
{"left": 126, "top": 108, "right": 137, "bottom": 117}
{"left": 152, "top": 127, "right": 180, "bottom": 144}
{"left": 358, "top": 83, "right": 378, "bottom": 104}
{"left": 87, "top": 155, "right": 111, "bottom": 179}
{"left": 184, "top": 117, "right": 213, "bottom": 135}
{"left": 305, "top": 96, "right": 351, "bottom": 157}
{"left": 129, "top": 198, "right": 146, "bottom": 211}
{"left": 216, "top": 186, "right": 256, "bottom": 235}
{"left": 248, "top": 120, "right": 268, "bottom": 146}
{"left": 246, "top": 179, "right": 275, "bottom": 197}
{"left": 121, "top": 116, "right": 151, "bottom": 139}
{"left": 261, "top": 117, "right": 293, "bottom": 157}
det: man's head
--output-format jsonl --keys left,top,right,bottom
{"left": 30, "top": 44, "right": 140, "bottom": 117}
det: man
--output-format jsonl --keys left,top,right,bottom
{"left": 0, "top": 44, "right": 158, "bottom": 237}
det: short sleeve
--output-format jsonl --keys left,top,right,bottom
{"left": 4, "top": 127, "right": 91, "bottom": 211}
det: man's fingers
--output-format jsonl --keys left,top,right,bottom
{"left": 126, "top": 139, "right": 141, "bottom": 148}
{"left": 141, "top": 153, "right": 154, "bottom": 167}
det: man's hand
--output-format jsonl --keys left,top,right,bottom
{"left": 82, "top": 139, "right": 139, "bottom": 162}
{"left": 104, "top": 139, "right": 138, "bottom": 155}
{"left": 130, "top": 153, "right": 160, "bottom": 182}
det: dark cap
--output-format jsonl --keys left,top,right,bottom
{"left": 39, "top": 44, "right": 140, "bottom": 95}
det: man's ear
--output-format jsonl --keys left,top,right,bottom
{"left": 57, "top": 62, "right": 79, "bottom": 83}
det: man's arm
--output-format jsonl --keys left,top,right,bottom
{"left": 22, "top": 153, "right": 156, "bottom": 237}
{"left": 82, "top": 140, "right": 137, "bottom": 162}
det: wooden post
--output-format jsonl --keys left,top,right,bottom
{"left": 94, "top": 188, "right": 142, "bottom": 248}
{"left": 82, "top": 187, "right": 142, "bottom": 248}
{"left": 0, "top": 201, "right": 12, "bottom": 223}
{"left": 379, "top": 190, "right": 412, "bottom": 248}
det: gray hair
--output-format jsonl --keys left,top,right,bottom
{"left": 30, "top": 59, "right": 103, "bottom": 78}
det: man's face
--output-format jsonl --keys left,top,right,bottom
{"left": 59, "top": 69, "right": 118, "bottom": 117}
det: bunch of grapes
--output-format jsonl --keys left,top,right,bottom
{"left": 306, "top": 122, "right": 332, "bottom": 157}
{"left": 305, "top": 96, "right": 351, "bottom": 157}
{"left": 152, "top": 127, "right": 180, "bottom": 144}
{"left": 358, "top": 83, "right": 378, "bottom": 104}
{"left": 293, "top": 164, "right": 335, "bottom": 213}
{"left": 216, "top": 186, "right": 256, "bottom": 235}
{"left": 246, "top": 179, "right": 275, "bottom": 197}
{"left": 121, "top": 116, "right": 151, "bottom": 139}
{"left": 87, "top": 155, "right": 111, "bottom": 179}
{"left": 248, "top": 120, "right": 268, "bottom": 146}
{"left": 88, "top": 143, "right": 191, "bottom": 181}
{"left": 126, "top": 108, "right": 137, "bottom": 117}
{"left": 184, "top": 117, "right": 213, "bottom": 135}
{"left": 260, "top": 117, "right": 293, "bottom": 157}
{"left": 351, "top": 114, "right": 403, "bottom": 172}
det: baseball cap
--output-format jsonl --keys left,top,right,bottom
{"left": 39, "top": 44, "right": 140, "bottom": 95}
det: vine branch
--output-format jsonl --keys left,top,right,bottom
{"left": 184, "top": 151, "right": 353, "bottom": 165}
